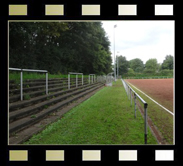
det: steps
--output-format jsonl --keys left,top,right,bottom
{"left": 9, "top": 77, "right": 104, "bottom": 144}
{"left": 9, "top": 78, "right": 89, "bottom": 102}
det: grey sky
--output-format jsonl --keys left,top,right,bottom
{"left": 102, "top": 21, "right": 174, "bottom": 64}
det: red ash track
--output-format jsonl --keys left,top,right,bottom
{"left": 125, "top": 79, "right": 173, "bottom": 112}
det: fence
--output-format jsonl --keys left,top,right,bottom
{"left": 9, "top": 68, "right": 48, "bottom": 101}
{"left": 68, "top": 72, "right": 83, "bottom": 89}
{"left": 122, "top": 78, "right": 174, "bottom": 144}
{"left": 96, "top": 75, "right": 106, "bottom": 83}
{"left": 121, "top": 79, "right": 148, "bottom": 144}
{"left": 89, "top": 74, "right": 95, "bottom": 84}
{"left": 106, "top": 72, "right": 114, "bottom": 86}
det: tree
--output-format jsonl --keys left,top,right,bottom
{"left": 129, "top": 58, "right": 144, "bottom": 73}
{"left": 9, "top": 22, "right": 112, "bottom": 74}
{"left": 117, "top": 55, "right": 129, "bottom": 76}
{"left": 145, "top": 58, "right": 158, "bottom": 72}
{"left": 127, "top": 68, "right": 135, "bottom": 76}
{"left": 161, "top": 55, "right": 173, "bottom": 70}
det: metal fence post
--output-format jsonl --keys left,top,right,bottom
{"left": 20, "top": 70, "right": 23, "bottom": 101}
{"left": 68, "top": 74, "right": 70, "bottom": 89}
{"left": 46, "top": 72, "right": 48, "bottom": 95}
{"left": 76, "top": 74, "right": 78, "bottom": 87}
{"left": 82, "top": 74, "right": 83, "bottom": 85}
{"left": 144, "top": 103, "right": 148, "bottom": 144}
{"left": 130, "top": 89, "right": 132, "bottom": 106}
{"left": 134, "top": 93, "right": 136, "bottom": 118}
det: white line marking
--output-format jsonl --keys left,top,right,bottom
{"left": 126, "top": 81, "right": 174, "bottom": 116}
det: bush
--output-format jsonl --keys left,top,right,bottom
{"left": 159, "top": 69, "right": 173, "bottom": 76}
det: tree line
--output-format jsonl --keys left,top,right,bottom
{"left": 115, "top": 55, "right": 173, "bottom": 77}
{"left": 9, "top": 22, "right": 112, "bottom": 75}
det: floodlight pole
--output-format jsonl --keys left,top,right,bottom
{"left": 117, "top": 55, "right": 119, "bottom": 78}
{"left": 114, "top": 25, "right": 116, "bottom": 81}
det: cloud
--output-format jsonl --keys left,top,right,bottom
{"left": 102, "top": 21, "right": 174, "bottom": 64}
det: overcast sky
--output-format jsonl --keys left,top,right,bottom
{"left": 102, "top": 21, "right": 174, "bottom": 64}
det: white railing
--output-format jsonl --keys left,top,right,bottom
{"left": 68, "top": 72, "right": 83, "bottom": 89}
{"left": 9, "top": 68, "right": 48, "bottom": 101}
{"left": 121, "top": 78, "right": 148, "bottom": 144}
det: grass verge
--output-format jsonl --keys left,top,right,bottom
{"left": 23, "top": 80, "right": 157, "bottom": 145}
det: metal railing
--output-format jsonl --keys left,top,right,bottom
{"left": 89, "top": 74, "right": 95, "bottom": 84}
{"left": 121, "top": 79, "right": 148, "bottom": 144}
{"left": 96, "top": 75, "right": 106, "bottom": 83}
{"left": 105, "top": 72, "right": 114, "bottom": 86}
{"left": 9, "top": 68, "right": 48, "bottom": 101}
{"left": 68, "top": 72, "right": 83, "bottom": 89}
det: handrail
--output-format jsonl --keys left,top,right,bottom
{"left": 22, "top": 69, "right": 47, "bottom": 73}
{"left": 69, "top": 72, "right": 83, "bottom": 75}
{"left": 9, "top": 68, "right": 48, "bottom": 100}
{"left": 89, "top": 74, "right": 95, "bottom": 84}
{"left": 68, "top": 72, "right": 83, "bottom": 89}
{"left": 9, "top": 68, "right": 21, "bottom": 71}
{"left": 121, "top": 79, "right": 148, "bottom": 144}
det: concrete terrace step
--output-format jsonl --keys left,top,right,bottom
{"left": 9, "top": 80, "right": 89, "bottom": 94}
{"left": 9, "top": 83, "right": 103, "bottom": 135}
{"left": 9, "top": 86, "right": 103, "bottom": 144}
{"left": 9, "top": 78, "right": 89, "bottom": 89}
{"left": 9, "top": 83, "right": 97, "bottom": 111}
{"left": 9, "top": 82, "right": 95, "bottom": 103}
{"left": 9, "top": 83, "right": 102, "bottom": 122}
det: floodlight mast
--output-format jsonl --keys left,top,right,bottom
{"left": 114, "top": 24, "right": 117, "bottom": 81}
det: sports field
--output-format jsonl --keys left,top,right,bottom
{"left": 125, "top": 78, "right": 174, "bottom": 144}
{"left": 125, "top": 79, "right": 173, "bottom": 112}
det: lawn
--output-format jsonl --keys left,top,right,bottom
{"left": 24, "top": 79, "right": 157, "bottom": 145}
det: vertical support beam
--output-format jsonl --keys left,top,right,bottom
{"left": 82, "top": 74, "right": 83, "bottom": 85}
{"left": 134, "top": 93, "right": 136, "bottom": 118}
{"left": 68, "top": 74, "right": 70, "bottom": 89}
{"left": 20, "top": 70, "right": 23, "bottom": 101}
{"left": 89, "top": 75, "right": 90, "bottom": 84}
{"left": 144, "top": 103, "right": 148, "bottom": 144}
{"left": 76, "top": 74, "right": 78, "bottom": 87}
{"left": 92, "top": 75, "right": 94, "bottom": 84}
{"left": 46, "top": 72, "right": 48, "bottom": 95}
{"left": 130, "top": 89, "right": 132, "bottom": 106}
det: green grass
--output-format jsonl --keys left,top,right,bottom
{"left": 127, "top": 83, "right": 173, "bottom": 144}
{"left": 23, "top": 80, "right": 157, "bottom": 145}
{"left": 9, "top": 71, "right": 90, "bottom": 83}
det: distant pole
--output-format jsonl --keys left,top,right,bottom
{"left": 117, "top": 55, "right": 119, "bottom": 78}
{"left": 114, "top": 24, "right": 117, "bottom": 81}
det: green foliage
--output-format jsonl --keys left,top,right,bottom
{"left": 161, "top": 55, "right": 173, "bottom": 70}
{"left": 129, "top": 58, "right": 144, "bottom": 73}
{"left": 9, "top": 22, "right": 112, "bottom": 75}
{"left": 117, "top": 55, "right": 129, "bottom": 75}
{"left": 24, "top": 94, "right": 31, "bottom": 100}
{"left": 127, "top": 68, "right": 135, "bottom": 76}
{"left": 145, "top": 58, "right": 158, "bottom": 72}
{"left": 159, "top": 69, "right": 173, "bottom": 76}
{"left": 30, "top": 115, "right": 37, "bottom": 118}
